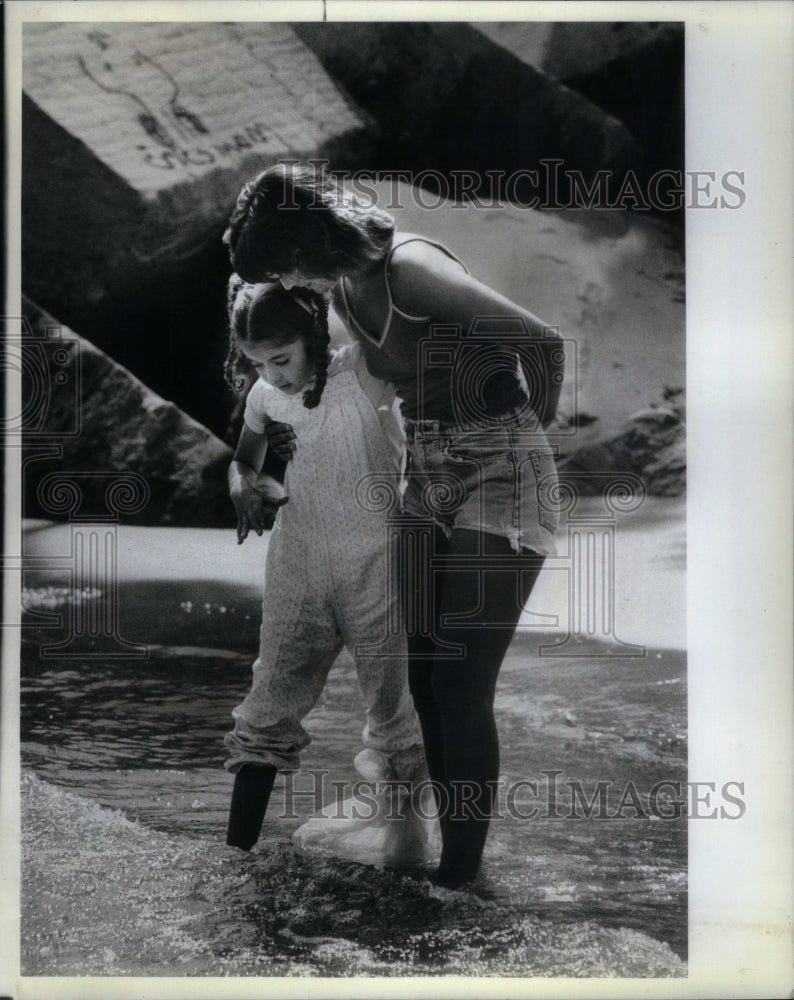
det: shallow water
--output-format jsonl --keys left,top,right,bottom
{"left": 22, "top": 770, "right": 683, "bottom": 978}
{"left": 19, "top": 515, "right": 687, "bottom": 977}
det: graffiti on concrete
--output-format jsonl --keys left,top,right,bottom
{"left": 79, "top": 30, "right": 208, "bottom": 150}
{"left": 76, "top": 30, "right": 286, "bottom": 172}
{"left": 138, "top": 122, "right": 282, "bottom": 172}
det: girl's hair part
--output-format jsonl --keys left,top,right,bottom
{"left": 224, "top": 275, "right": 331, "bottom": 410}
{"left": 223, "top": 162, "right": 395, "bottom": 283}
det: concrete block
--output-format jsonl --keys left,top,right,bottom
{"left": 23, "top": 22, "right": 367, "bottom": 316}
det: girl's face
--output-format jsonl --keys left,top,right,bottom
{"left": 240, "top": 337, "right": 314, "bottom": 395}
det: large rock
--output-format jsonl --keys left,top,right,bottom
{"left": 292, "top": 22, "right": 642, "bottom": 203}
{"left": 22, "top": 21, "right": 369, "bottom": 324}
{"left": 471, "top": 23, "right": 553, "bottom": 73}
{"left": 549, "top": 24, "right": 684, "bottom": 194}
{"left": 476, "top": 22, "right": 684, "bottom": 200}
{"left": 21, "top": 299, "right": 234, "bottom": 526}
{"left": 476, "top": 22, "right": 680, "bottom": 80}
{"left": 558, "top": 398, "right": 686, "bottom": 497}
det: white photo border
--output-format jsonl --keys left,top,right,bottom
{"left": 3, "top": 1, "right": 792, "bottom": 997}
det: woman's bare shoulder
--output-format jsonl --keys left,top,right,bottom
{"left": 388, "top": 235, "right": 469, "bottom": 304}
{"left": 387, "top": 232, "right": 546, "bottom": 329}
{"left": 389, "top": 234, "right": 465, "bottom": 270}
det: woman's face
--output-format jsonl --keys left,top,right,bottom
{"left": 240, "top": 337, "right": 314, "bottom": 395}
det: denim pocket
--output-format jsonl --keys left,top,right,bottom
{"left": 442, "top": 429, "right": 514, "bottom": 467}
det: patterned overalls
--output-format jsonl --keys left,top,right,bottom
{"left": 224, "top": 343, "right": 423, "bottom": 775}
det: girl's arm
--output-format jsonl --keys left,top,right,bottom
{"left": 229, "top": 423, "right": 287, "bottom": 543}
{"left": 231, "top": 422, "right": 268, "bottom": 479}
{"left": 388, "top": 244, "right": 564, "bottom": 427}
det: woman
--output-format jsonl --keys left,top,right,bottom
{"left": 224, "top": 163, "right": 563, "bottom": 888}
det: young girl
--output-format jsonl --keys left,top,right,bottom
{"left": 224, "top": 164, "right": 563, "bottom": 887}
{"left": 223, "top": 277, "right": 425, "bottom": 852}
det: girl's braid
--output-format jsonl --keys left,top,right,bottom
{"left": 298, "top": 292, "right": 331, "bottom": 410}
{"left": 226, "top": 271, "right": 247, "bottom": 315}
{"left": 223, "top": 273, "right": 255, "bottom": 394}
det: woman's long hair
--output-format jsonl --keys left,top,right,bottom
{"left": 224, "top": 274, "right": 331, "bottom": 409}
{"left": 223, "top": 163, "right": 395, "bottom": 283}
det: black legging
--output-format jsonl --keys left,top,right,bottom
{"left": 404, "top": 523, "right": 545, "bottom": 885}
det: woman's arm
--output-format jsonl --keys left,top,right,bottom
{"left": 389, "top": 244, "right": 564, "bottom": 427}
{"left": 229, "top": 424, "right": 287, "bottom": 543}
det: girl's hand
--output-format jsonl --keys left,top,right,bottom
{"left": 231, "top": 477, "right": 288, "bottom": 543}
{"left": 265, "top": 421, "right": 297, "bottom": 461}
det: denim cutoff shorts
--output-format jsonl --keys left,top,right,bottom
{"left": 402, "top": 403, "right": 559, "bottom": 555}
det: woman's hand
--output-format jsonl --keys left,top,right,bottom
{"left": 229, "top": 469, "right": 288, "bottom": 543}
{"left": 264, "top": 421, "right": 297, "bottom": 461}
